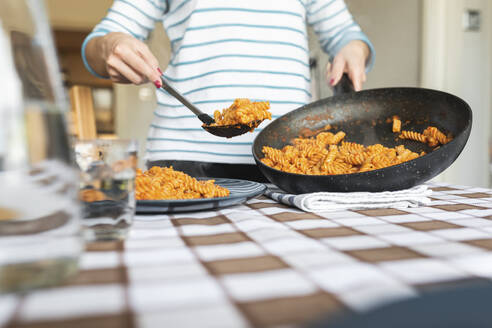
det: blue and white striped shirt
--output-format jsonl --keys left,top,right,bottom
{"left": 82, "top": 0, "right": 375, "bottom": 164}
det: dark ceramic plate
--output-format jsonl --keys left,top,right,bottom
{"left": 136, "top": 178, "right": 266, "bottom": 214}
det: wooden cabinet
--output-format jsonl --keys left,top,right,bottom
{"left": 53, "top": 30, "right": 115, "bottom": 136}
{"left": 54, "top": 30, "right": 111, "bottom": 88}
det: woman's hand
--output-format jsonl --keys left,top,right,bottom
{"left": 86, "top": 32, "right": 162, "bottom": 87}
{"left": 326, "top": 40, "right": 370, "bottom": 92}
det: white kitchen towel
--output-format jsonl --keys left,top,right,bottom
{"left": 265, "top": 185, "right": 432, "bottom": 212}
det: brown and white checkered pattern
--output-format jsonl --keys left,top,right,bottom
{"left": 4, "top": 182, "right": 492, "bottom": 328}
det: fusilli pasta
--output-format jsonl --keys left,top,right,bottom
{"left": 399, "top": 130, "right": 427, "bottom": 143}
{"left": 261, "top": 130, "right": 423, "bottom": 175}
{"left": 207, "top": 98, "right": 272, "bottom": 127}
{"left": 423, "top": 126, "right": 452, "bottom": 145}
{"left": 136, "top": 166, "right": 230, "bottom": 200}
{"left": 392, "top": 117, "right": 401, "bottom": 133}
{"left": 79, "top": 189, "right": 106, "bottom": 202}
{"left": 261, "top": 120, "right": 453, "bottom": 175}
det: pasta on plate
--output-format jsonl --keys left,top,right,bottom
{"left": 136, "top": 166, "right": 230, "bottom": 200}
{"left": 261, "top": 123, "right": 452, "bottom": 175}
{"left": 79, "top": 189, "right": 106, "bottom": 202}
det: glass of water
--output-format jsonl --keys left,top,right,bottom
{"left": 0, "top": 0, "right": 83, "bottom": 292}
{"left": 74, "top": 139, "right": 137, "bottom": 241}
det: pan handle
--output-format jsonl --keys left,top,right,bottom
{"left": 332, "top": 73, "right": 355, "bottom": 96}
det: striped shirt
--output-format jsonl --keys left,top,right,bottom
{"left": 82, "top": 0, "right": 375, "bottom": 164}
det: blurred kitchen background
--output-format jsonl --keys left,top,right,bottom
{"left": 45, "top": 0, "right": 491, "bottom": 187}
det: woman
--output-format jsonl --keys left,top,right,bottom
{"left": 83, "top": 0, "right": 374, "bottom": 181}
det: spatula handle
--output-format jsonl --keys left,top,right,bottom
{"left": 159, "top": 78, "right": 215, "bottom": 125}
{"left": 332, "top": 73, "right": 355, "bottom": 96}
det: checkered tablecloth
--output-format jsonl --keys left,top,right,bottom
{"left": 4, "top": 182, "right": 492, "bottom": 328}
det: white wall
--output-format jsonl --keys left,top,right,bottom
{"left": 310, "top": 0, "right": 422, "bottom": 99}
{"left": 45, "top": 0, "right": 113, "bottom": 30}
{"left": 421, "top": 0, "right": 491, "bottom": 187}
{"left": 347, "top": 0, "right": 422, "bottom": 89}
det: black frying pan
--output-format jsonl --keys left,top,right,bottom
{"left": 252, "top": 75, "right": 472, "bottom": 193}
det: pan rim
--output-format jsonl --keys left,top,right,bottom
{"left": 262, "top": 86, "right": 472, "bottom": 127}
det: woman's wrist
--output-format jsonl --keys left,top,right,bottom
{"left": 85, "top": 36, "right": 110, "bottom": 78}
{"left": 350, "top": 40, "right": 370, "bottom": 62}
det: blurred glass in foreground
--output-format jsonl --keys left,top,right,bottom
{"left": 75, "top": 139, "right": 137, "bottom": 241}
{"left": 0, "top": 0, "right": 82, "bottom": 293}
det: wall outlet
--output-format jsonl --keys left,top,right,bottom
{"left": 463, "top": 9, "right": 481, "bottom": 31}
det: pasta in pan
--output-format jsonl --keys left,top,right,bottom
{"left": 136, "top": 166, "right": 230, "bottom": 200}
{"left": 399, "top": 130, "right": 427, "bottom": 143}
{"left": 261, "top": 131, "right": 422, "bottom": 175}
{"left": 422, "top": 126, "right": 452, "bottom": 145}
{"left": 399, "top": 126, "right": 452, "bottom": 147}
{"left": 392, "top": 116, "right": 402, "bottom": 133}
{"left": 261, "top": 122, "right": 452, "bottom": 175}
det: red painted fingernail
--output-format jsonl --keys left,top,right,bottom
{"left": 157, "top": 67, "right": 163, "bottom": 75}
{"left": 154, "top": 80, "right": 162, "bottom": 88}
{"left": 330, "top": 78, "right": 335, "bottom": 86}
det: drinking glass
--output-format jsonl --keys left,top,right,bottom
{"left": 0, "top": 0, "right": 82, "bottom": 293}
{"left": 75, "top": 139, "right": 137, "bottom": 241}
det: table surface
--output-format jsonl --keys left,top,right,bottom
{"left": 4, "top": 182, "right": 492, "bottom": 328}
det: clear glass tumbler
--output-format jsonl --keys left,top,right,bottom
{"left": 75, "top": 139, "right": 138, "bottom": 241}
{"left": 0, "top": 0, "right": 82, "bottom": 293}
